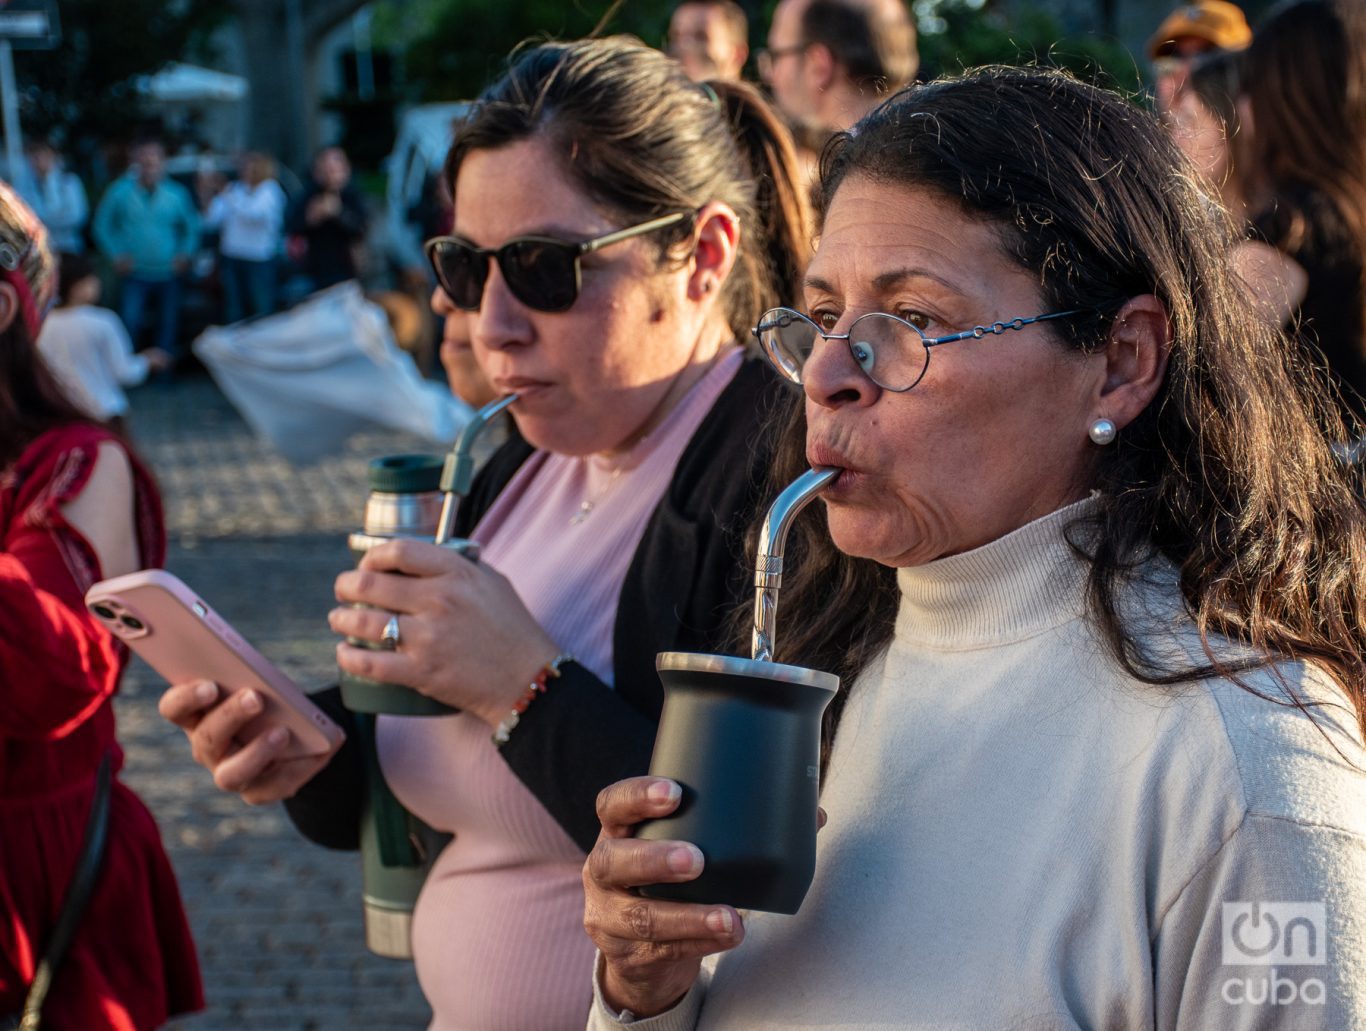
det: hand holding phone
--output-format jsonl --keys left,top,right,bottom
{"left": 86, "top": 570, "right": 345, "bottom": 801}
{"left": 157, "top": 678, "right": 339, "bottom": 804}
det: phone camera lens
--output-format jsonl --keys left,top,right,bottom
{"left": 120, "top": 615, "right": 145, "bottom": 631}
{"left": 92, "top": 604, "right": 116, "bottom": 620}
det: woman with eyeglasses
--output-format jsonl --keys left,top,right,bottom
{"left": 0, "top": 182, "right": 203, "bottom": 1028}
{"left": 583, "top": 66, "right": 1366, "bottom": 1029}
{"left": 158, "top": 37, "right": 812, "bottom": 1029}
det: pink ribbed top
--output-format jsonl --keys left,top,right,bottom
{"left": 377, "top": 349, "right": 742, "bottom": 1030}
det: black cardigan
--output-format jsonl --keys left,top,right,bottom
{"left": 285, "top": 356, "right": 792, "bottom": 852}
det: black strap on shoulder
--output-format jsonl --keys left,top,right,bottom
{"left": 8, "top": 751, "right": 114, "bottom": 1031}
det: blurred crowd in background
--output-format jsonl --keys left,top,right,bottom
{"left": 10, "top": 0, "right": 1343, "bottom": 438}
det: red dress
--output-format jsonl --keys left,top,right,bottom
{"left": 0, "top": 423, "right": 203, "bottom": 1030}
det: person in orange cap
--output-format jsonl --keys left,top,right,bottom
{"left": 1148, "top": 1, "right": 1251, "bottom": 115}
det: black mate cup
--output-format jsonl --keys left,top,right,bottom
{"left": 637, "top": 651, "right": 839, "bottom": 915}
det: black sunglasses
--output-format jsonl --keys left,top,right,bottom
{"left": 424, "top": 212, "right": 690, "bottom": 313}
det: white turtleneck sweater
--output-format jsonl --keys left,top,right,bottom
{"left": 589, "top": 499, "right": 1366, "bottom": 1029}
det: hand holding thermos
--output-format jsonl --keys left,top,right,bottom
{"left": 330, "top": 540, "right": 561, "bottom": 723}
{"left": 328, "top": 396, "right": 553, "bottom": 723}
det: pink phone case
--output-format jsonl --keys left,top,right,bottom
{"left": 85, "top": 569, "right": 345, "bottom": 759}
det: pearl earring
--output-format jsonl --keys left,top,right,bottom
{"left": 1088, "top": 417, "right": 1117, "bottom": 446}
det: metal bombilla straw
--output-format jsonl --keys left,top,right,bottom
{"left": 434, "top": 393, "right": 518, "bottom": 545}
{"left": 751, "top": 466, "right": 840, "bottom": 662}
{"left": 640, "top": 464, "right": 842, "bottom": 914}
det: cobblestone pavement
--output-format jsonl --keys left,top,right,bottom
{"left": 113, "top": 374, "right": 438, "bottom": 1029}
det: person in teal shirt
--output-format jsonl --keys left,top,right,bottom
{"left": 92, "top": 140, "right": 200, "bottom": 368}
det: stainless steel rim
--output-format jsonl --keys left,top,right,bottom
{"left": 348, "top": 532, "right": 481, "bottom": 558}
{"left": 655, "top": 651, "right": 839, "bottom": 691}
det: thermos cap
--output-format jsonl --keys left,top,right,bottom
{"left": 655, "top": 651, "right": 839, "bottom": 692}
{"left": 367, "top": 454, "right": 445, "bottom": 494}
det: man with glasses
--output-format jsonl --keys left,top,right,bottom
{"left": 1147, "top": 1, "right": 1251, "bottom": 117}
{"left": 668, "top": 0, "right": 749, "bottom": 82}
{"left": 757, "top": 0, "right": 917, "bottom": 142}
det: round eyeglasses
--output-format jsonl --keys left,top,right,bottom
{"left": 753, "top": 306, "right": 1087, "bottom": 392}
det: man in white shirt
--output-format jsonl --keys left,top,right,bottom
{"left": 15, "top": 139, "right": 88, "bottom": 254}
{"left": 204, "top": 152, "right": 286, "bottom": 323}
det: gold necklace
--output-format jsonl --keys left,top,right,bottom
{"left": 564, "top": 345, "right": 734, "bottom": 527}
{"left": 569, "top": 464, "right": 625, "bottom": 525}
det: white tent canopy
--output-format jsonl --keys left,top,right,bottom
{"left": 136, "top": 62, "right": 249, "bottom": 104}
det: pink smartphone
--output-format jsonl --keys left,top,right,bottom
{"left": 85, "top": 568, "right": 345, "bottom": 759}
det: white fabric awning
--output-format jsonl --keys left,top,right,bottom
{"left": 136, "top": 62, "right": 249, "bottom": 104}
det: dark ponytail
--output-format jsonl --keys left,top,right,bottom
{"left": 708, "top": 77, "right": 814, "bottom": 333}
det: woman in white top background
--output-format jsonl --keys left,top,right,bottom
{"left": 37, "top": 251, "right": 169, "bottom": 430}
{"left": 205, "top": 151, "right": 286, "bottom": 323}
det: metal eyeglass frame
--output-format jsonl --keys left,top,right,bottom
{"left": 424, "top": 211, "right": 690, "bottom": 313}
{"left": 753, "top": 306, "right": 1088, "bottom": 392}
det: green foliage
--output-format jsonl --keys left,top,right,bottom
{"left": 13, "top": 0, "right": 225, "bottom": 146}
{"left": 383, "top": 0, "right": 676, "bottom": 102}
{"left": 382, "top": 0, "right": 1144, "bottom": 106}
{"left": 915, "top": 1, "right": 1142, "bottom": 95}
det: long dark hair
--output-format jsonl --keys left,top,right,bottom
{"left": 1186, "top": 48, "right": 1240, "bottom": 136}
{"left": 1237, "top": 0, "right": 1366, "bottom": 323}
{"left": 0, "top": 182, "right": 90, "bottom": 470}
{"left": 757, "top": 66, "right": 1366, "bottom": 764}
{"left": 444, "top": 36, "right": 814, "bottom": 343}
{"left": 1182, "top": 49, "right": 1244, "bottom": 210}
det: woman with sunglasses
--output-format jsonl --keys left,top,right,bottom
{"left": 159, "top": 36, "right": 811, "bottom": 1029}
{"left": 0, "top": 182, "right": 203, "bottom": 1028}
{"left": 583, "top": 67, "right": 1366, "bottom": 1029}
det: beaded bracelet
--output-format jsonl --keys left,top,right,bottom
{"left": 492, "top": 653, "right": 573, "bottom": 746}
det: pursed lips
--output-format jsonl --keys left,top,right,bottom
{"left": 491, "top": 375, "right": 554, "bottom": 395}
{"left": 806, "top": 439, "right": 862, "bottom": 475}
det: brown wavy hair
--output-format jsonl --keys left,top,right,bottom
{"left": 443, "top": 35, "right": 814, "bottom": 343}
{"left": 750, "top": 66, "right": 1366, "bottom": 765}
